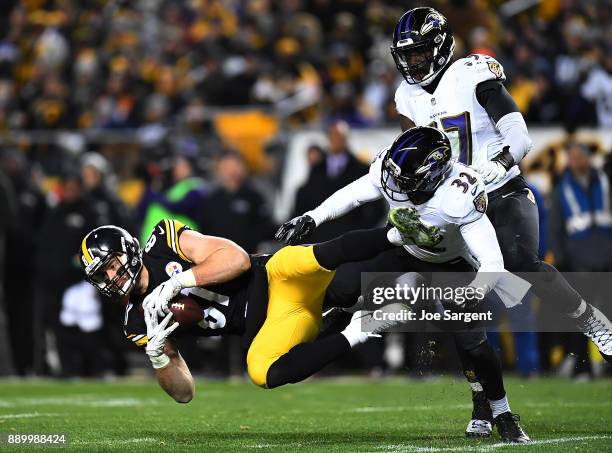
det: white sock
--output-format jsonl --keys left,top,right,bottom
{"left": 489, "top": 395, "right": 511, "bottom": 419}
{"left": 469, "top": 381, "right": 484, "bottom": 392}
{"left": 341, "top": 328, "right": 369, "bottom": 348}
{"left": 568, "top": 300, "right": 587, "bottom": 319}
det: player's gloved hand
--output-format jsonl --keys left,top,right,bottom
{"left": 472, "top": 161, "right": 506, "bottom": 185}
{"left": 472, "top": 147, "right": 515, "bottom": 185}
{"left": 144, "top": 310, "right": 179, "bottom": 367}
{"left": 275, "top": 215, "right": 316, "bottom": 245}
{"left": 143, "top": 275, "right": 183, "bottom": 318}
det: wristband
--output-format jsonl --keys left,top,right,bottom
{"left": 175, "top": 269, "right": 196, "bottom": 288}
{"left": 149, "top": 353, "right": 171, "bottom": 369}
{"left": 492, "top": 146, "right": 515, "bottom": 171}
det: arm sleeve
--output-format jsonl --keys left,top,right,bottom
{"left": 460, "top": 214, "right": 505, "bottom": 292}
{"left": 476, "top": 80, "right": 533, "bottom": 165}
{"left": 475, "top": 80, "right": 519, "bottom": 124}
{"left": 305, "top": 174, "right": 383, "bottom": 226}
{"left": 495, "top": 111, "right": 533, "bottom": 165}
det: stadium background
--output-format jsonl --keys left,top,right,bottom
{"left": 0, "top": 0, "right": 610, "bottom": 384}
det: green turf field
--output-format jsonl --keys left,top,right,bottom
{"left": 0, "top": 377, "right": 610, "bottom": 452}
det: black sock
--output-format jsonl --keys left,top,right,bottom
{"left": 455, "top": 341, "right": 480, "bottom": 387}
{"left": 466, "top": 341, "right": 505, "bottom": 401}
{"left": 313, "top": 227, "right": 392, "bottom": 270}
{"left": 266, "top": 334, "right": 351, "bottom": 389}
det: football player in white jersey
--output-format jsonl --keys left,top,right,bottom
{"left": 388, "top": 5, "right": 612, "bottom": 437}
{"left": 277, "top": 126, "right": 530, "bottom": 443}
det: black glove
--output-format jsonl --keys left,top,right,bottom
{"left": 275, "top": 215, "right": 316, "bottom": 245}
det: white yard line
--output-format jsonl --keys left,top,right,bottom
{"left": 351, "top": 404, "right": 471, "bottom": 413}
{"left": 0, "top": 396, "right": 160, "bottom": 407}
{"left": 72, "top": 437, "right": 158, "bottom": 446}
{"left": 350, "top": 400, "right": 612, "bottom": 413}
{"left": 378, "top": 435, "right": 612, "bottom": 452}
{"left": 0, "top": 412, "right": 59, "bottom": 419}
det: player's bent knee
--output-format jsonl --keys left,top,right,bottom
{"left": 246, "top": 350, "right": 274, "bottom": 389}
{"left": 247, "top": 365, "right": 269, "bottom": 388}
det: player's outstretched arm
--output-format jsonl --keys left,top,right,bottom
{"left": 144, "top": 310, "right": 194, "bottom": 403}
{"left": 305, "top": 174, "right": 383, "bottom": 227}
{"left": 276, "top": 174, "right": 383, "bottom": 244}
{"left": 178, "top": 229, "right": 251, "bottom": 286}
{"left": 154, "top": 338, "right": 195, "bottom": 404}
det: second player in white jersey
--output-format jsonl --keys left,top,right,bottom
{"left": 395, "top": 54, "right": 517, "bottom": 192}
{"left": 395, "top": 53, "right": 530, "bottom": 193}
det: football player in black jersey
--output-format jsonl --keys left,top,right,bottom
{"left": 80, "top": 218, "right": 413, "bottom": 401}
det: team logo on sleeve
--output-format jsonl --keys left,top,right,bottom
{"left": 473, "top": 191, "right": 487, "bottom": 213}
{"left": 487, "top": 61, "right": 504, "bottom": 80}
{"left": 165, "top": 261, "right": 183, "bottom": 276}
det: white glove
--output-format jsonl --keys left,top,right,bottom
{"left": 143, "top": 274, "right": 183, "bottom": 318}
{"left": 144, "top": 309, "right": 179, "bottom": 367}
{"left": 472, "top": 161, "right": 506, "bottom": 185}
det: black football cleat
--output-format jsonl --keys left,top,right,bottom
{"left": 320, "top": 307, "right": 353, "bottom": 338}
{"left": 493, "top": 412, "right": 530, "bottom": 443}
{"left": 465, "top": 390, "right": 493, "bottom": 438}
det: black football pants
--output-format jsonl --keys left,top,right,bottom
{"left": 323, "top": 247, "right": 506, "bottom": 400}
{"left": 486, "top": 176, "right": 582, "bottom": 313}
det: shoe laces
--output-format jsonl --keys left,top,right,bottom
{"left": 578, "top": 313, "right": 612, "bottom": 345}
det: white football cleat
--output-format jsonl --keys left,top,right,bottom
{"left": 465, "top": 419, "right": 493, "bottom": 438}
{"left": 351, "top": 302, "right": 410, "bottom": 336}
{"left": 465, "top": 390, "right": 493, "bottom": 438}
{"left": 576, "top": 304, "right": 612, "bottom": 362}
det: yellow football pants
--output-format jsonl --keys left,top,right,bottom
{"left": 246, "top": 245, "right": 335, "bottom": 388}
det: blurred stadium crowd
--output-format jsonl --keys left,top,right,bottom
{"left": 0, "top": 0, "right": 610, "bottom": 380}
{"left": 1, "top": 0, "right": 611, "bottom": 134}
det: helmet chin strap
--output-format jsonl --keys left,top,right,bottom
{"left": 117, "top": 254, "right": 137, "bottom": 295}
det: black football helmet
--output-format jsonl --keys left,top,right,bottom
{"left": 381, "top": 126, "right": 452, "bottom": 204}
{"left": 80, "top": 225, "right": 143, "bottom": 298}
{"left": 391, "top": 7, "right": 455, "bottom": 85}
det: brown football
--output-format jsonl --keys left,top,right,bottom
{"left": 168, "top": 296, "right": 204, "bottom": 328}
